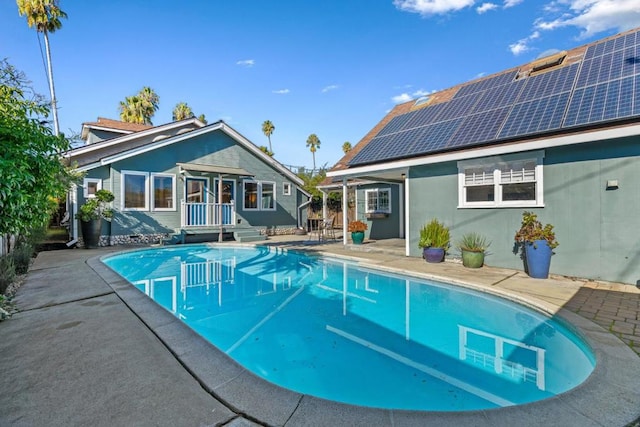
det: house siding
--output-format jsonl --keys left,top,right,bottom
{"left": 407, "top": 136, "right": 640, "bottom": 284}
{"left": 104, "top": 130, "right": 299, "bottom": 237}
{"left": 354, "top": 184, "right": 401, "bottom": 240}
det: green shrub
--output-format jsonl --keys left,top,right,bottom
{"left": 418, "top": 219, "right": 450, "bottom": 249}
{"left": 0, "top": 255, "right": 16, "bottom": 295}
{"left": 456, "top": 232, "right": 491, "bottom": 253}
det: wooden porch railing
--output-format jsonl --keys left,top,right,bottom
{"left": 180, "top": 201, "right": 235, "bottom": 227}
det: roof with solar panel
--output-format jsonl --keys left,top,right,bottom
{"left": 332, "top": 27, "right": 640, "bottom": 172}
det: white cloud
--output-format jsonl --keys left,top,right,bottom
{"left": 392, "top": 93, "right": 413, "bottom": 103}
{"left": 321, "top": 84, "right": 339, "bottom": 93}
{"left": 272, "top": 89, "right": 290, "bottom": 94}
{"left": 509, "top": 31, "right": 540, "bottom": 55}
{"left": 391, "top": 88, "right": 437, "bottom": 103}
{"left": 393, "top": 0, "right": 475, "bottom": 16}
{"left": 477, "top": 3, "right": 498, "bottom": 13}
{"left": 236, "top": 59, "right": 255, "bottom": 67}
{"left": 503, "top": 0, "right": 523, "bottom": 8}
{"left": 535, "top": 0, "right": 640, "bottom": 39}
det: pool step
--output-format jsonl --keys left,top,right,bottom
{"left": 233, "top": 228, "right": 266, "bottom": 243}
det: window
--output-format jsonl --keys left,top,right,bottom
{"left": 151, "top": 173, "right": 175, "bottom": 211}
{"left": 243, "top": 180, "right": 276, "bottom": 211}
{"left": 365, "top": 188, "right": 391, "bottom": 213}
{"left": 283, "top": 182, "right": 292, "bottom": 196}
{"left": 262, "top": 182, "right": 275, "bottom": 210}
{"left": 458, "top": 151, "right": 544, "bottom": 208}
{"left": 244, "top": 181, "right": 258, "bottom": 210}
{"left": 121, "top": 171, "right": 149, "bottom": 210}
{"left": 83, "top": 178, "right": 102, "bottom": 198}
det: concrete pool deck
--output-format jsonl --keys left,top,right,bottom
{"left": 1, "top": 237, "right": 639, "bottom": 426}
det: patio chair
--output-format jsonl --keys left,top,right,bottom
{"left": 320, "top": 216, "right": 336, "bottom": 241}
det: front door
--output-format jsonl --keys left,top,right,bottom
{"left": 185, "top": 177, "right": 208, "bottom": 226}
{"left": 214, "top": 178, "right": 235, "bottom": 225}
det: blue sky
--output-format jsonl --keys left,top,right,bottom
{"left": 2, "top": 0, "right": 639, "bottom": 169}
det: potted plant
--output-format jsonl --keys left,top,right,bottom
{"left": 418, "top": 219, "right": 450, "bottom": 263}
{"left": 76, "top": 189, "right": 114, "bottom": 249}
{"left": 347, "top": 220, "right": 368, "bottom": 245}
{"left": 514, "top": 211, "right": 559, "bottom": 279}
{"left": 456, "top": 232, "right": 491, "bottom": 268}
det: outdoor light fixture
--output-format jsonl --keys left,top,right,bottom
{"left": 606, "top": 180, "right": 619, "bottom": 190}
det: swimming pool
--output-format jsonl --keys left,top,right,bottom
{"left": 104, "top": 244, "right": 595, "bottom": 412}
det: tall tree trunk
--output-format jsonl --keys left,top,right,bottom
{"left": 43, "top": 31, "right": 59, "bottom": 136}
{"left": 312, "top": 152, "right": 316, "bottom": 171}
{"left": 268, "top": 136, "right": 272, "bottom": 153}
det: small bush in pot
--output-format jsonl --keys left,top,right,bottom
{"left": 418, "top": 219, "right": 450, "bottom": 263}
{"left": 76, "top": 189, "right": 114, "bottom": 248}
{"left": 514, "top": 211, "right": 558, "bottom": 279}
{"left": 347, "top": 220, "right": 368, "bottom": 244}
{"left": 456, "top": 232, "right": 491, "bottom": 268}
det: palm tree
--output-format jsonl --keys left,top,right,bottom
{"left": 118, "top": 87, "right": 159, "bottom": 125}
{"left": 262, "top": 120, "right": 275, "bottom": 153}
{"left": 306, "top": 134, "right": 321, "bottom": 171}
{"left": 172, "top": 102, "right": 194, "bottom": 121}
{"left": 342, "top": 141, "right": 352, "bottom": 154}
{"left": 17, "top": 0, "right": 67, "bottom": 135}
{"left": 197, "top": 113, "right": 208, "bottom": 125}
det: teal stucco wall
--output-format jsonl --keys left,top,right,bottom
{"left": 354, "top": 183, "right": 402, "bottom": 240}
{"left": 407, "top": 136, "right": 640, "bottom": 284}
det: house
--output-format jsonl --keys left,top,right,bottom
{"left": 325, "top": 27, "right": 640, "bottom": 285}
{"left": 65, "top": 117, "right": 310, "bottom": 245}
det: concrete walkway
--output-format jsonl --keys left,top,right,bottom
{"left": 1, "top": 238, "right": 639, "bottom": 426}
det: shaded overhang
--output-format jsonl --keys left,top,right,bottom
{"left": 177, "top": 162, "right": 254, "bottom": 177}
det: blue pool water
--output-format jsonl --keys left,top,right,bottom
{"left": 103, "top": 244, "right": 595, "bottom": 411}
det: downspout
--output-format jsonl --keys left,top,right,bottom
{"left": 218, "top": 173, "right": 223, "bottom": 242}
{"left": 342, "top": 178, "right": 348, "bottom": 245}
{"left": 297, "top": 199, "right": 312, "bottom": 229}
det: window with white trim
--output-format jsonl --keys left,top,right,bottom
{"left": 121, "top": 170, "right": 149, "bottom": 211}
{"left": 261, "top": 182, "right": 275, "bottom": 210}
{"left": 458, "top": 151, "right": 544, "bottom": 208}
{"left": 151, "top": 173, "right": 175, "bottom": 211}
{"left": 283, "top": 182, "right": 292, "bottom": 196}
{"left": 83, "top": 178, "right": 102, "bottom": 198}
{"left": 365, "top": 188, "right": 391, "bottom": 213}
{"left": 243, "top": 180, "right": 276, "bottom": 211}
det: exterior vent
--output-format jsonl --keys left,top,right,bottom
{"left": 530, "top": 51, "right": 567, "bottom": 73}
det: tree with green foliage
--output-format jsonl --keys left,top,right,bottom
{"left": 172, "top": 101, "right": 193, "bottom": 121}
{"left": 0, "top": 59, "right": 73, "bottom": 237}
{"left": 119, "top": 86, "right": 159, "bottom": 125}
{"left": 258, "top": 146, "right": 274, "bottom": 157}
{"left": 306, "top": 133, "right": 321, "bottom": 171}
{"left": 16, "top": 0, "right": 67, "bottom": 136}
{"left": 197, "top": 113, "right": 208, "bottom": 125}
{"left": 342, "top": 141, "right": 352, "bottom": 154}
{"left": 262, "top": 120, "right": 275, "bottom": 153}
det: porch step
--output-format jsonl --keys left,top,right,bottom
{"left": 233, "top": 228, "right": 266, "bottom": 243}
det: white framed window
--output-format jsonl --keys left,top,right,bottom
{"left": 458, "top": 151, "right": 544, "bottom": 208}
{"left": 83, "top": 178, "right": 102, "bottom": 198}
{"left": 121, "top": 170, "right": 149, "bottom": 211}
{"left": 151, "top": 173, "right": 175, "bottom": 211}
{"left": 365, "top": 188, "right": 391, "bottom": 213}
{"left": 283, "top": 182, "right": 292, "bottom": 196}
{"left": 243, "top": 180, "right": 276, "bottom": 211}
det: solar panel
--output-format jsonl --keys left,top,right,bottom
{"left": 448, "top": 108, "right": 510, "bottom": 147}
{"left": 348, "top": 29, "right": 640, "bottom": 167}
{"left": 454, "top": 71, "right": 518, "bottom": 98}
{"left": 499, "top": 92, "right": 570, "bottom": 138}
{"left": 405, "top": 119, "right": 462, "bottom": 155}
{"left": 375, "top": 113, "right": 416, "bottom": 137}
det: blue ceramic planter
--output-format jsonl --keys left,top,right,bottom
{"left": 423, "top": 247, "right": 445, "bottom": 263}
{"left": 351, "top": 231, "right": 365, "bottom": 245}
{"left": 525, "top": 240, "right": 552, "bottom": 279}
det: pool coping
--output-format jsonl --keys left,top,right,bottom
{"left": 90, "top": 244, "right": 640, "bottom": 426}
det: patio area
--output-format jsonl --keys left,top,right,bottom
{"left": 1, "top": 235, "right": 639, "bottom": 426}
